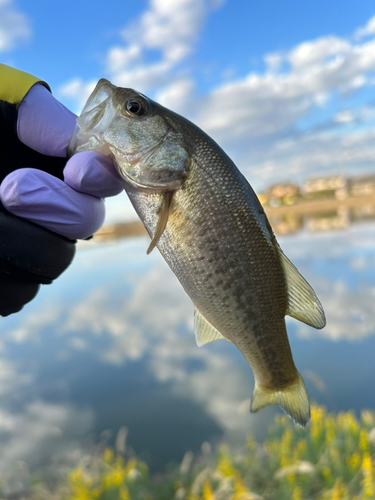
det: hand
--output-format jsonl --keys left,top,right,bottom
{"left": 0, "top": 83, "right": 123, "bottom": 240}
{"left": 0, "top": 82, "right": 123, "bottom": 316}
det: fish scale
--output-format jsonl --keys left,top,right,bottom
{"left": 69, "top": 78, "right": 326, "bottom": 427}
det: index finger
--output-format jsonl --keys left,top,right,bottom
{"left": 17, "top": 84, "right": 77, "bottom": 158}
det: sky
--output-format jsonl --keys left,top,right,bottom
{"left": 3, "top": 0, "right": 375, "bottom": 469}
{"left": 3, "top": 0, "right": 375, "bottom": 219}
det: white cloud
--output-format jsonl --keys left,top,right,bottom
{"left": 108, "top": 0, "right": 220, "bottom": 91}
{"left": 0, "top": 0, "right": 31, "bottom": 52}
{"left": 0, "top": 401, "right": 93, "bottom": 473}
{"left": 196, "top": 36, "right": 375, "bottom": 146}
{"left": 354, "top": 15, "right": 375, "bottom": 40}
{"left": 155, "top": 78, "right": 194, "bottom": 113}
{"left": 288, "top": 36, "right": 350, "bottom": 69}
{"left": 107, "top": 44, "right": 142, "bottom": 74}
{"left": 133, "top": 0, "right": 205, "bottom": 63}
{"left": 59, "top": 0, "right": 224, "bottom": 107}
{"left": 296, "top": 280, "right": 375, "bottom": 342}
{"left": 0, "top": 358, "right": 31, "bottom": 397}
{"left": 264, "top": 52, "right": 283, "bottom": 73}
{"left": 59, "top": 78, "right": 97, "bottom": 114}
{"left": 279, "top": 224, "right": 375, "bottom": 342}
{"left": 240, "top": 128, "right": 375, "bottom": 190}
{"left": 335, "top": 110, "right": 354, "bottom": 123}
{"left": 60, "top": 13, "right": 375, "bottom": 202}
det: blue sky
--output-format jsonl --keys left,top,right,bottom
{"left": 3, "top": 0, "right": 375, "bottom": 200}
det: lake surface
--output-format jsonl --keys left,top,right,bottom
{"left": 1, "top": 219, "right": 375, "bottom": 473}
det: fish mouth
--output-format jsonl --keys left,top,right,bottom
{"left": 109, "top": 130, "right": 182, "bottom": 193}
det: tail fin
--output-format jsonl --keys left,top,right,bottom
{"left": 250, "top": 373, "right": 310, "bottom": 427}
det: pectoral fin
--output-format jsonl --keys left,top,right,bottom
{"left": 277, "top": 246, "right": 326, "bottom": 329}
{"left": 194, "top": 308, "right": 225, "bottom": 346}
{"left": 147, "top": 192, "right": 173, "bottom": 255}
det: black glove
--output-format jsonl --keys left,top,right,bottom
{"left": 0, "top": 207, "right": 75, "bottom": 315}
{"left": 0, "top": 97, "right": 76, "bottom": 316}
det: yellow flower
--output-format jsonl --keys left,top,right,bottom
{"left": 361, "top": 452, "right": 374, "bottom": 497}
{"left": 338, "top": 411, "right": 359, "bottom": 434}
{"left": 293, "top": 439, "right": 307, "bottom": 461}
{"left": 68, "top": 467, "right": 93, "bottom": 500}
{"left": 311, "top": 406, "right": 325, "bottom": 442}
{"left": 330, "top": 478, "right": 347, "bottom": 500}
{"left": 329, "top": 447, "right": 340, "bottom": 464}
{"left": 217, "top": 448, "right": 235, "bottom": 477}
{"left": 286, "top": 473, "right": 296, "bottom": 488}
{"left": 324, "top": 416, "right": 336, "bottom": 443}
{"left": 347, "top": 453, "right": 361, "bottom": 472}
{"left": 202, "top": 478, "right": 214, "bottom": 500}
{"left": 279, "top": 428, "right": 293, "bottom": 466}
{"left": 322, "top": 467, "right": 332, "bottom": 484}
{"left": 292, "top": 486, "right": 302, "bottom": 500}
{"left": 102, "top": 468, "right": 123, "bottom": 489}
{"left": 232, "top": 472, "right": 252, "bottom": 500}
{"left": 119, "top": 485, "right": 130, "bottom": 500}
{"left": 359, "top": 429, "right": 369, "bottom": 452}
{"left": 103, "top": 448, "right": 114, "bottom": 464}
{"left": 311, "top": 405, "right": 325, "bottom": 425}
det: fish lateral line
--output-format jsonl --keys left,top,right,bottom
{"left": 147, "top": 191, "right": 174, "bottom": 254}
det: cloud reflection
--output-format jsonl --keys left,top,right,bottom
{"left": 280, "top": 223, "right": 375, "bottom": 341}
{"left": 0, "top": 401, "right": 93, "bottom": 471}
{"left": 58, "top": 262, "right": 254, "bottom": 434}
{"left": 2, "top": 222, "right": 375, "bottom": 470}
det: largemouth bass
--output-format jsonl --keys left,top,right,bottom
{"left": 68, "top": 79, "right": 326, "bottom": 427}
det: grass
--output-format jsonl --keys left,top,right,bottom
{"left": 2, "top": 405, "right": 375, "bottom": 500}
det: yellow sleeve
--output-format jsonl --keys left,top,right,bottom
{"left": 0, "top": 64, "right": 51, "bottom": 105}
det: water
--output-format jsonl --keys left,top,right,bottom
{"left": 1, "top": 220, "right": 375, "bottom": 472}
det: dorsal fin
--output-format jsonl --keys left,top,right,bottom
{"left": 194, "top": 308, "right": 225, "bottom": 346}
{"left": 277, "top": 246, "right": 326, "bottom": 329}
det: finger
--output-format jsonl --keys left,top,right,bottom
{"left": 0, "top": 168, "right": 105, "bottom": 240}
{"left": 17, "top": 84, "right": 77, "bottom": 157}
{"left": 64, "top": 151, "right": 123, "bottom": 198}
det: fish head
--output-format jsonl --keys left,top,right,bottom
{"left": 68, "top": 79, "right": 190, "bottom": 193}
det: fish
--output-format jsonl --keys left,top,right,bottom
{"left": 68, "top": 79, "right": 326, "bottom": 427}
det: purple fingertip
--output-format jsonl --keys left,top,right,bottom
{"left": 64, "top": 151, "right": 124, "bottom": 198}
{"left": 17, "top": 84, "right": 77, "bottom": 157}
{"left": 0, "top": 169, "right": 105, "bottom": 240}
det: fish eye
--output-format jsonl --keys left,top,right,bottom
{"left": 125, "top": 97, "right": 148, "bottom": 117}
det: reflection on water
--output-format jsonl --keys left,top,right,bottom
{"left": 1, "top": 220, "right": 375, "bottom": 473}
{"left": 96, "top": 200, "right": 375, "bottom": 242}
{"left": 270, "top": 203, "right": 375, "bottom": 235}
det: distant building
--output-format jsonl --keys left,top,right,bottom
{"left": 266, "top": 183, "right": 301, "bottom": 207}
{"left": 303, "top": 175, "right": 348, "bottom": 200}
{"left": 348, "top": 175, "right": 375, "bottom": 197}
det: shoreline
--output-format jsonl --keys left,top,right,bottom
{"left": 94, "top": 193, "right": 375, "bottom": 242}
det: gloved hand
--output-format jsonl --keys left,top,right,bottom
{"left": 0, "top": 83, "right": 123, "bottom": 316}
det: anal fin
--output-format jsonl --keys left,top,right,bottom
{"left": 194, "top": 308, "right": 225, "bottom": 346}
